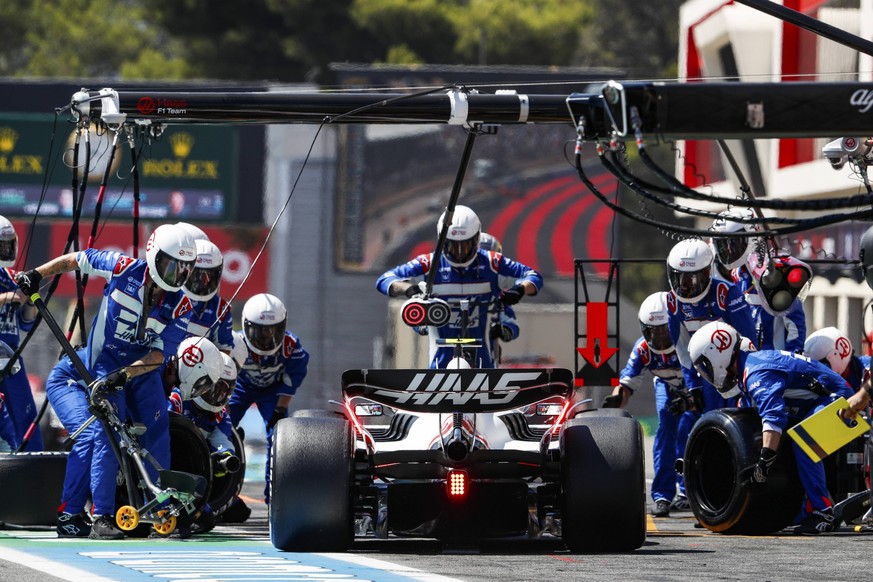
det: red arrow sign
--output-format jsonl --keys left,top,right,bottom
{"left": 577, "top": 302, "right": 618, "bottom": 368}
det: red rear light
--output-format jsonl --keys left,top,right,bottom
{"left": 447, "top": 469, "right": 468, "bottom": 498}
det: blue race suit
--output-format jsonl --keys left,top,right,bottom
{"left": 666, "top": 280, "right": 757, "bottom": 412}
{"left": 227, "top": 330, "right": 309, "bottom": 501}
{"left": 734, "top": 265, "right": 806, "bottom": 352}
{"left": 620, "top": 337, "right": 695, "bottom": 504}
{"left": 45, "top": 348, "right": 97, "bottom": 515}
{"left": 376, "top": 249, "right": 543, "bottom": 369}
{"left": 737, "top": 350, "right": 854, "bottom": 512}
{"left": 77, "top": 250, "right": 193, "bottom": 516}
{"left": 0, "top": 267, "right": 41, "bottom": 450}
{"left": 843, "top": 354, "right": 871, "bottom": 392}
{"left": 169, "top": 387, "right": 235, "bottom": 455}
{"left": 186, "top": 296, "right": 234, "bottom": 352}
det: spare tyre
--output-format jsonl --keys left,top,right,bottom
{"left": 682, "top": 407, "right": 804, "bottom": 534}
{"left": 0, "top": 451, "right": 67, "bottom": 526}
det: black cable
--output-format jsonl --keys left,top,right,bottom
{"left": 637, "top": 144, "right": 873, "bottom": 212}
{"left": 602, "top": 147, "right": 871, "bottom": 227}
{"left": 574, "top": 150, "right": 873, "bottom": 238}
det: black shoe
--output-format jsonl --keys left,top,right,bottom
{"left": 218, "top": 497, "right": 251, "bottom": 523}
{"left": 191, "top": 509, "right": 216, "bottom": 534}
{"left": 670, "top": 496, "right": 691, "bottom": 512}
{"left": 89, "top": 515, "right": 125, "bottom": 540}
{"left": 57, "top": 511, "right": 91, "bottom": 538}
{"left": 652, "top": 499, "right": 670, "bottom": 518}
{"left": 794, "top": 509, "right": 836, "bottom": 535}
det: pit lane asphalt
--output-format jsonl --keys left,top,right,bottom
{"left": 1, "top": 437, "right": 871, "bottom": 582}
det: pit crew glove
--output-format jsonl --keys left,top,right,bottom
{"left": 601, "top": 393, "right": 623, "bottom": 408}
{"left": 751, "top": 447, "right": 778, "bottom": 485}
{"left": 14, "top": 269, "right": 42, "bottom": 297}
{"left": 104, "top": 369, "right": 130, "bottom": 391}
{"left": 414, "top": 326, "right": 428, "bottom": 336}
{"left": 667, "top": 387, "right": 695, "bottom": 416}
{"left": 267, "top": 406, "right": 288, "bottom": 431}
{"left": 489, "top": 323, "right": 513, "bottom": 343}
{"left": 500, "top": 284, "right": 526, "bottom": 306}
{"left": 405, "top": 283, "right": 424, "bottom": 299}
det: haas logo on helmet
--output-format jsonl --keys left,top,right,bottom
{"left": 146, "top": 232, "right": 156, "bottom": 252}
{"left": 836, "top": 337, "right": 852, "bottom": 358}
{"left": 181, "top": 344, "right": 203, "bottom": 367}
{"left": 712, "top": 329, "right": 733, "bottom": 352}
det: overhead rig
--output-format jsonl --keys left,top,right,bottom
{"left": 62, "top": 79, "right": 873, "bottom": 241}
{"left": 67, "top": 81, "right": 873, "bottom": 139}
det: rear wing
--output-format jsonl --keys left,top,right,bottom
{"left": 341, "top": 367, "right": 574, "bottom": 414}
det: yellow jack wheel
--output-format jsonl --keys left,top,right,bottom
{"left": 152, "top": 510, "right": 177, "bottom": 536}
{"left": 115, "top": 505, "right": 140, "bottom": 531}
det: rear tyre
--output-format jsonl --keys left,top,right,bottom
{"left": 270, "top": 416, "right": 354, "bottom": 551}
{"left": 560, "top": 412, "right": 646, "bottom": 552}
{"left": 0, "top": 452, "right": 67, "bottom": 526}
{"left": 683, "top": 408, "right": 804, "bottom": 534}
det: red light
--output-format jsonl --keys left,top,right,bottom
{"left": 447, "top": 469, "right": 468, "bottom": 498}
{"left": 787, "top": 267, "right": 807, "bottom": 286}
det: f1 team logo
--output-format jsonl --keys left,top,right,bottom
{"left": 836, "top": 336, "right": 852, "bottom": 359}
{"left": 711, "top": 328, "right": 733, "bottom": 352}
{"left": 181, "top": 344, "right": 204, "bottom": 367}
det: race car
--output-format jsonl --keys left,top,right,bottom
{"left": 268, "top": 366, "right": 646, "bottom": 552}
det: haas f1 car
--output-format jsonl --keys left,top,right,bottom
{"left": 268, "top": 366, "right": 646, "bottom": 552}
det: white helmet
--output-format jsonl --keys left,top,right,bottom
{"left": 688, "top": 321, "right": 743, "bottom": 399}
{"left": 0, "top": 216, "right": 18, "bottom": 268}
{"left": 437, "top": 205, "right": 481, "bottom": 267}
{"left": 242, "top": 293, "right": 287, "bottom": 356}
{"left": 667, "top": 239, "right": 713, "bottom": 304}
{"left": 175, "top": 222, "right": 209, "bottom": 242}
{"left": 195, "top": 352, "right": 236, "bottom": 413}
{"left": 710, "top": 208, "right": 763, "bottom": 270}
{"left": 184, "top": 239, "right": 223, "bottom": 302}
{"left": 479, "top": 232, "right": 503, "bottom": 253}
{"left": 175, "top": 336, "right": 223, "bottom": 401}
{"left": 804, "top": 327, "right": 853, "bottom": 376}
{"left": 637, "top": 292, "right": 673, "bottom": 354}
{"left": 146, "top": 224, "right": 196, "bottom": 292}
{"left": 230, "top": 330, "right": 249, "bottom": 369}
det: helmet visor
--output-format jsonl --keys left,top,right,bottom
{"left": 0, "top": 240, "right": 15, "bottom": 264}
{"left": 713, "top": 237, "right": 746, "bottom": 268}
{"left": 693, "top": 354, "right": 715, "bottom": 387}
{"left": 444, "top": 236, "right": 478, "bottom": 265}
{"left": 668, "top": 265, "right": 711, "bottom": 301}
{"left": 642, "top": 323, "right": 672, "bottom": 352}
{"left": 244, "top": 319, "right": 285, "bottom": 354}
{"left": 202, "top": 378, "right": 234, "bottom": 409}
{"left": 186, "top": 265, "right": 222, "bottom": 298}
{"left": 154, "top": 249, "right": 194, "bottom": 290}
{"left": 189, "top": 373, "right": 215, "bottom": 399}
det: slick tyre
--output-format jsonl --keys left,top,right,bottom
{"left": 0, "top": 452, "right": 67, "bottom": 526}
{"left": 682, "top": 408, "right": 804, "bottom": 534}
{"left": 560, "top": 412, "right": 646, "bottom": 552}
{"left": 270, "top": 416, "right": 354, "bottom": 552}
{"left": 210, "top": 427, "right": 246, "bottom": 520}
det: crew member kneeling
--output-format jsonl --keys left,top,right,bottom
{"left": 689, "top": 321, "right": 854, "bottom": 535}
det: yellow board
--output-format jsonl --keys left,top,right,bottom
{"left": 787, "top": 397, "right": 870, "bottom": 463}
